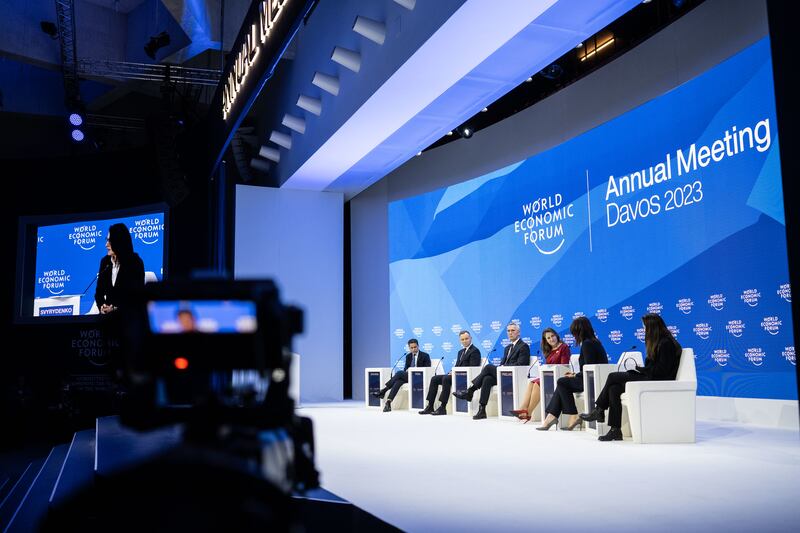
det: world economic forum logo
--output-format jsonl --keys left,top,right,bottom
{"left": 777, "top": 283, "right": 791, "bottom": 303}
{"left": 744, "top": 347, "right": 766, "bottom": 367}
{"left": 782, "top": 346, "right": 796, "bottom": 366}
{"left": 441, "top": 342, "right": 453, "bottom": 353}
{"left": 563, "top": 333, "right": 575, "bottom": 346}
{"left": 740, "top": 289, "right": 761, "bottom": 307}
{"left": 130, "top": 217, "right": 164, "bottom": 245}
{"left": 423, "top": 342, "right": 434, "bottom": 353}
{"left": 634, "top": 327, "right": 645, "bottom": 343}
{"left": 595, "top": 308, "right": 609, "bottom": 323}
{"left": 522, "top": 336, "right": 533, "bottom": 346}
{"left": 572, "top": 311, "right": 585, "bottom": 320}
{"left": 69, "top": 224, "right": 101, "bottom": 251}
{"left": 760, "top": 316, "right": 781, "bottom": 336}
{"left": 725, "top": 320, "right": 745, "bottom": 338}
{"left": 412, "top": 327, "right": 424, "bottom": 337}
{"left": 432, "top": 326, "right": 443, "bottom": 336}
{"left": 608, "top": 330, "right": 623, "bottom": 345}
{"left": 711, "top": 349, "right": 730, "bottom": 367}
{"left": 514, "top": 193, "right": 575, "bottom": 255}
{"left": 647, "top": 302, "right": 663, "bottom": 315}
{"left": 667, "top": 325, "right": 680, "bottom": 339}
{"left": 529, "top": 316, "right": 541, "bottom": 329}
{"left": 708, "top": 293, "right": 726, "bottom": 311}
{"left": 450, "top": 324, "right": 462, "bottom": 334}
{"left": 551, "top": 314, "right": 564, "bottom": 327}
{"left": 693, "top": 323, "right": 711, "bottom": 340}
{"left": 620, "top": 305, "right": 635, "bottom": 320}
{"left": 393, "top": 328, "right": 405, "bottom": 338}
{"left": 490, "top": 320, "right": 502, "bottom": 332}
{"left": 481, "top": 339, "right": 493, "bottom": 351}
{"left": 471, "top": 322, "right": 483, "bottom": 334}
{"left": 38, "top": 269, "right": 71, "bottom": 295}
{"left": 676, "top": 298, "right": 694, "bottom": 314}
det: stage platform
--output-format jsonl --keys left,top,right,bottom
{"left": 300, "top": 401, "right": 800, "bottom": 533}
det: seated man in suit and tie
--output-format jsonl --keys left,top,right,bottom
{"left": 373, "top": 338, "right": 431, "bottom": 412}
{"left": 453, "top": 323, "right": 531, "bottom": 419}
{"left": 419, "top": 330, "right": 481, "bottom": 416}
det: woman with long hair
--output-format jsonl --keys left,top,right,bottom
{"left": 95, "top": 223, "right": 145, "bottom": 314}
{"left": 511, "top": 328, "right": 570, "bottom": 422}
{"left": 580, "top": 313, "right": 682, "bottom": 441}
{"left": 537, "top": 317, "right": 608, "bottom": 431}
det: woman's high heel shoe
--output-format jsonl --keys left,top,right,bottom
{"left": 560, "top": 418, "right": 583, "bottom": 431}
{"left": 535, "top": 418, "right": 558, "bottom": 431}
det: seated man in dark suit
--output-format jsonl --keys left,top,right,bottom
{"left": 419, "top": 330, "right": 481, "bottom": 416}
{"left": 373, "top": 338, "right": 430, "bottom": 412}
{"left": 453, "top": 323, "right": 531, "bottom": 419}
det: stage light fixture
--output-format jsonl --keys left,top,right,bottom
{"left": 458, "top": 125, "right": 473, "bottom": 139}
{"left": 259, "top": 145, "right": 281, "bottom": 163}
{"left": 270, "top": 131, "right": 292, "bottom": 150}
{"left": 312, "top": 72, "right": 340, "bottom": 96}
{"left": 282, "top": 114, "right": 306, "bottom": 134}
{"left": 144, "top": 31, "right": 171, "bottom": 60}
{"left": 541, "top": 63, "right": 563, "bottom": 80}
{"left": 71, "top": 129, "right": 85, "bottom": 142}
{"left": 69, "top": 112, "right": 84, "bottom": 126}
{"left": 297, "top": 95, "right": 322, "bottom": 116}
{"left": 40, "top": 21, "right": 58, "bottom": 39}
{"left": 250, "top": 158, "right": 271, "bottom": 173}
{"left": 392, "top": 0, "right": 416, "bottom": 10}
{"left": 353, "top": 16, "right": 386, "bottom": 45}
{"left": 331, "top": 46, "right": 361, "bottom": 73}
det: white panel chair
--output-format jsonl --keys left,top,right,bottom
{"left": 620, "top": 348, "right": 697, "bottom": 443}
{"left": 496, "top": 365, "right": 530, "bottom": 420}
{"left": 581, "top": 351, "right": 643, "bottom": 435}
{"left": 537, "top": 362, "right": 570, "bottom": 426}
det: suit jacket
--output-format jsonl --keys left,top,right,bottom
{"left": 94, "top": 253, "right": 145, "bottom": 310}
{"left": 454, "top": 345, "right": 481, "bottom": 367}
{"left": 402, "top": 351, "right": 431, "bottom": 371}
{"left": 500, "top": 340, "right": 531, "bottom": 366}
{"left": 636, "top": 338, "right": 681, "bottom": 380}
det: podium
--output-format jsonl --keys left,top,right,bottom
{"left": 406, "top": 367, "right": 438, "bottom": 411}
{"left": 496, "top": 366, "right": 529, "bottom": 419}
{"left": 451, "top": 366, "right": 484, "bottom": 417}
{"left": 34, "top": 295, "right": 82, "bottom": 316}
{"left": 538, "top": 364, "right": 570, "bottom": 426}
{"left": 364, "top": 367, "right": 392, "bottom": 409}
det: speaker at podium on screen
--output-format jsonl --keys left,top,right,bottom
{"left": 85, "top": 271, "right": 159, "bottom": 315}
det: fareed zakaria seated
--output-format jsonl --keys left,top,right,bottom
{"left": 419, "top": 330, "right": 481, "bottom": 416}
{"left": 453, "top": 323, "right": 531, "bottom": 419}
{"left": 372, "top": 338, "right": 431, "bottom": 412}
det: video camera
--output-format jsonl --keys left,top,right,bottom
{"left": 44, "top": 279, "right": 319, "bottom": 531}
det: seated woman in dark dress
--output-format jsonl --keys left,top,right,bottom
{"left": 537, "top": 317, "right": 608, "bottom": 431}
{"left": 580, "top": 313, "right": 682, "bottom": 441}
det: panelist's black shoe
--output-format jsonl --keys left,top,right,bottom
{"left": 472, "top": 405, "right": 487, "bottom": 420}
{"left": 419, "top": 404, "right": 434, "bottom": 415}
{"left": 382, "top": 401, "right": 392, "bottom": 412}
{"left": 579, "top": 407, "right": 605, "bottom": 423}
{"left": 598, "top": 427, "right": 623, "bottom": 441}
{"left": 453, "top": 389, "right": 474, "bottom": 402}
{"left": 432, "top": 405, "right": 447, "bottom": 416}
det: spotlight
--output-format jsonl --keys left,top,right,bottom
{"left": 144, "top": 31, "right": 171, "bottom": 60}
{"left": 71, "top": 129, "right": 85, "bottom": 142}
{"left": 40, "top": 21, "right": 58, "bottom": 39}
{"left": 457, "top": 125, "right": 473, "bottom": 139}
{"left": 69, "top": 112, "right": 83, "bottom": 126}
{"left": 541, "top": 63, "right": 563, "bottom": 80}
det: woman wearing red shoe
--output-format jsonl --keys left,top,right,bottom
{"left": 511, "top": 328, "right": 571, "bottom": 422}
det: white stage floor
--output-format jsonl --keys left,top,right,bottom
{"left": 299, "top": 401, "right": 800, "bottom": 533}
